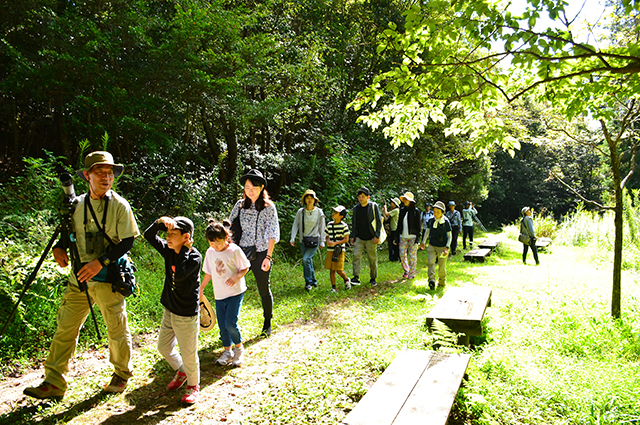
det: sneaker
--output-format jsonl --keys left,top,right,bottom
{"left": 350, "top": 277, "right": 361, "bottom": 286}
{"left": 437, "top": 280, "right": 446, "bottom": 287}
{"left": 168, "top": 371, "right": 187, "bottom": 391}
{"left": 330, "top": 287, "right": 337, "bottom": 293}
{"left": 428, "top": 281, "right": 435, "bottom": 290}
{"left": 369, "top": 279, "right": 377, "bottom": 287}
{"left": 181, "top": 385, "right": 199, "bottom": 404}
{"left": 232, "top": 346, "right": 244, "bottom": 366}
{"left": 260, "top": 327, "right": 272, "bottom": 337}
{"left": 344, "top": 278, "right": 351, "bottom": 290}
{"left": 104, "top": 373, "right": 128, "bottom": 393}
{"left": 23, "top": 381, "right": 65, "bottom": 400}
{"left": 305, "top": 284, "right": 313, "bottom": 291}
{"left": 217, "top": 349, "right": 233, "bottom": 365}
{"left": 402, "top": 272, "right": 409, "bottom": 279}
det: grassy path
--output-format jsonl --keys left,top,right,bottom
{"left": 1, "top": 235, "right": 639, "bottom": 424}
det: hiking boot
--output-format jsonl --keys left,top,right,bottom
{"left": 344, "top": 278, "right": 351, "bottom": 290}
{"left": 437, "top": 279, "right": 446, "bottom": 287}
{"left": 168, "top": 371, "right": 187, "bottom": 391}
{"left": 369, "top": 279, "right": 377, "bottom": 287}
{"left": 428, "top": 281, "right": 435, "bottom": 290}
{"left": 330, "top": 287, "right": 337, "bottom": 293}
{"left": 350, "top": 277, "right": 361, "bottom": 286}
{"left": 217, "top": 350, "right": 233, "bottom": 365}
{"left": 232, "top": 346, "right": 244, "bottom": 367}
{"left": 181, "top": 385, "right": 199, "bottom": 404}
{"left": 104, "top": 373, "right": 128, "bottom": 393}
{"left": 23, "top": 381, "right": 65, "bottom": 400}
{"left": 261, "top": 327, "right": 272, "bottom": 337}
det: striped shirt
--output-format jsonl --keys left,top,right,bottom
{"left": 325, "top": 221, "right": 349, "bottom": 252}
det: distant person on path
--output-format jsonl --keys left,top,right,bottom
{"left": 396, "top": 192, "right": 421, "bottom": 279}
{"left": 229, "top": 169, "right": 280, "bottom": 337}
{"left": 324, "top": 206, "right": 351, "bottom": 293}
{"left": 383, "top": 197, "right": 401, "bottom": 262}
{"left": 520, "top": 207, "right": 540, "bottom": 265}
{"left": 420, "top": 202, "right": 434, "bottom": 241}
{"left": 445, "top": 201, "right": 462, "bottom": 255}
{"left": 144, "top": 216, "right": 202, "bottom": 404}
{"left": 290, "top": 190, "right": 326, "bottom": 291}
{"left": 24, "top": 151, "right": 139, "bottom": 400}
{"left": 200, "top": 220, "right": 251, "bottom": 367}
{"left": 462, "top": 201, "right": 478, "bottom": 250}
{"left": 421, "top": 201, "right": 452, "bottom": 290}
{"left": 350, "top": 187, "right": 383, "bottom": 288}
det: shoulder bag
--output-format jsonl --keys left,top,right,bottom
{"left": 85, "top": 194, "right": 138, "bottom": 297}
{"left": 301, "top": 209, "right": 320, "bottom": 248}
{"left": 518, "top": 218, "right": 530, "bottom": 246}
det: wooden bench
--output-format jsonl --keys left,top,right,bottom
{"left": 535, "top": 237, "right": 552, "bottom": 250}
{"left": 425, "top": 287, "right": 492, "bottom": 345}
{"left": 463, "top": 248, "right": 491, "bottom": 262}
{"left": 342, "top": 349, "right": 471, "bottom": 425}
{"left": 477, "top": 239, "right": 500, "bottom": 253}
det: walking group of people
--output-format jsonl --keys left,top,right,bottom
{"left": 24, "top": 154, "right": 279, "bottom": 405}
{"left": 22, "top": 152, "right": 535, "bottom": 408}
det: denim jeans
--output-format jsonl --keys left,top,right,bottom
{"left": 300, "top": 243, "right": 319, "bottom": 286}
{"left": 216, "top": 292, "right": 245, "bottom": 347}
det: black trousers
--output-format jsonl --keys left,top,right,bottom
{"left": 450, "top": 226, "right": 460, "bottom": 254}
{"left": 388, "top": 229, "right": 400, "bottom": 261}
{"left": 462, "top": 225, "right": 474, "bottom": 249}
{"left": 523, "top": 241, "right": 539, "bottom": 264}
{"left": 249, "top": 250, "right": 273, "bottom": 321}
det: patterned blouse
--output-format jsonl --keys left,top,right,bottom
{"left": 229, "top": 200, "right": 280, "bottom": 252}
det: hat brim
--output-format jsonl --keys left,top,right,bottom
{"left": 301, "top": 193, "right": 320, "bottom": 204}
{"left": 199, "top": 294, "right": 216, "bottom": 332}
{"left": 76, "top": 164, "right": 124, "bottom": 181}
{"left": 400, "top": 196, "right": 416, "bottom": 204}
{"left": 240, "top": 174, "right": 267, "bottom": 188}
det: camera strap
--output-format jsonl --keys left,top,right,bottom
{"left": 84, "top": 192, "right": 113, "bottom": 246}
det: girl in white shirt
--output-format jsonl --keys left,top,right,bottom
{"left": 200, "top": 220, "right": 251, "bottom": 367}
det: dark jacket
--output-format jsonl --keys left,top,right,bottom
{"left": 144, "top": 221, "right": 202, "bottom": 317}
{"left": 396, "top": 205, "right": 422, "bottom": 244}
{"left": 351, "top": 201, "right": 383, "bottom": 240}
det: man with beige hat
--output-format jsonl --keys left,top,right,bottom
{"left": 24, "top": 151, "right": 139, "bottom": 400}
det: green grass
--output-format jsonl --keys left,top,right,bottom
{"left": 2, "top": 227, "right": 640, "bottom": 424}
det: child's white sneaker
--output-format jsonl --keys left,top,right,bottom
{"left": 232, "top": 346, "right": 244, "bottom": 366}
{"left": 217, "top": 349, "right": 233, "bottom": 365}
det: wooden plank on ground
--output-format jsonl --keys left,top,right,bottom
{"left": 393, "top": 351, "right": 471, "bottom": 425}
{"left": 341, "top": 350, "right": 434, "bottom": 425}
{"left": 463, "top": 248, "right": 491, "bottom": 262}
{"left": 536, "top": 237, "right": 552, "bottom": 250}
{"left": 425, "top": 287, "right": 492, "bottom": 337}
{"left": 477, "top": 240, "right": 500, "bottom": 252}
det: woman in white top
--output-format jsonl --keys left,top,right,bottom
{"left": 290, "top": 190, "right": 326, "bottom": 290}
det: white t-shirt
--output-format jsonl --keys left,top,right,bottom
{"left": 203, "top": 243, "right": 251, "bottom": 300}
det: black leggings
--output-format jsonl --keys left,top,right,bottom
{"left": 249, "top": 250, "right": 273, "bottom": 321}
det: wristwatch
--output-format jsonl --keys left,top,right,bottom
{"left": 99, "top": 256, "right": 112, "bottom": 267}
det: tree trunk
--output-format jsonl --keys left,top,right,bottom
{"left": 605, "top": 121, "right": 622, "bottom": 318}
{"left": 201, "top": 107, "right": 221, "bottom": 161}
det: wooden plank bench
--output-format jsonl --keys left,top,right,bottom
{"left": 535, "top": 237, "right": 552, "bottom": 250}
{"left": 425, "top": 287, "right": 492, "bottom": 345}
{"left": 342, "top": 349, "right": 471, "bottom": 425}
{"left": 477, "top": 239, "right": 500, "bottom": 253}
{"left": 463, "top": 248, "right": 491, "bottom": 262}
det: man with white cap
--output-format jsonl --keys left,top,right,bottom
{"left": 24, "top": 151, "right": 139, "bottom": 399}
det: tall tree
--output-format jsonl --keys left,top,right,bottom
{"left": 350, "top": 0, "right": 640, "bottom": 317}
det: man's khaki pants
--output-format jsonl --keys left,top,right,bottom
{"left": 44, "top": 281, "right": 133, "bottom": 390}
{"left": 352, "top": 237, "right": 378, "bottom": 281}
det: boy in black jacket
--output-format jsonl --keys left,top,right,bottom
{"left": 144, "top": 216, "right": 202, "bottom": 404}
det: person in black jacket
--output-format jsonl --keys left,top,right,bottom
{"left": 350, "top": 186, "right": 383, "bottom": 287}
{"left": 420, "top": 201, "right": 452, "bottom": 290}
{"left": 144, "top": 216, "right": 202, "bottom": 404}
{"left": 396, "top": 192, "right": 422, "bottom": 279}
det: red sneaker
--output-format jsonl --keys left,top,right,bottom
{"left": 181, "top": 385, "right": 199, "bottom": 404}
{"left": 168, "top": 371, "right": 187, "bottom": 391}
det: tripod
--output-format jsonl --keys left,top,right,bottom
{"left": 0, "top": 190, "right": 102, "bottom": 340}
